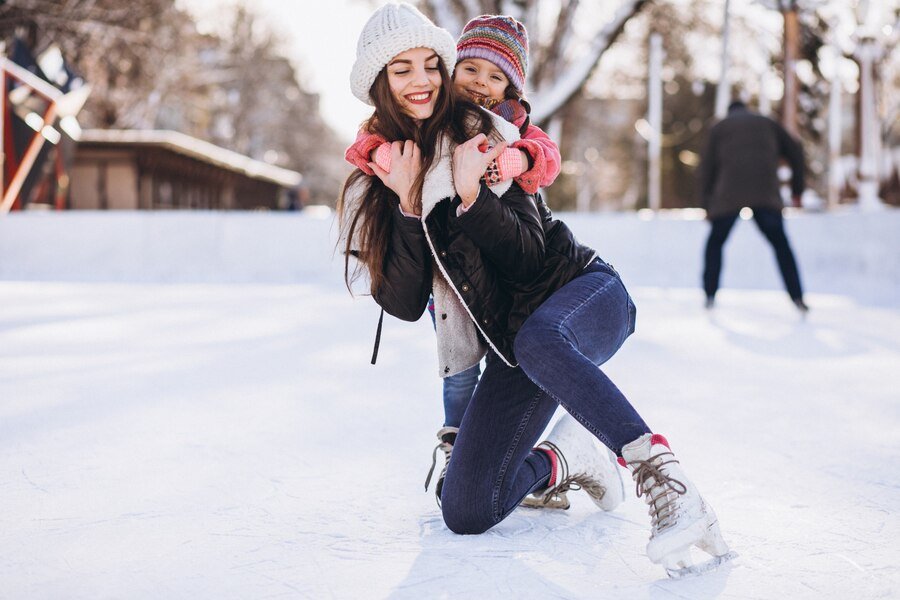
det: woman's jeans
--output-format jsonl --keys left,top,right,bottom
{"left": 440, "top": 260, "right": 650, "bottom": 534}
{"left": 428, "top": 295, "right": 480, "bottom": 428}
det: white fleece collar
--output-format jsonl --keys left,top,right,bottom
{"left": 417, "top": 108, "right": 524, "bottom": 374}
{"left": 421, "top": 108, "right": 521, "bottom": 219}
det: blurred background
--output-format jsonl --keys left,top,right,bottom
{"left": 0, "top": 0, "right": 897, "bottom": 213}
{"left": 1, "top": 4, "right": 898, "bottom": 596}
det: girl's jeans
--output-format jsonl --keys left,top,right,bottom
{"left": 440, "top": 259, "right": 651, "bottom": 534}
{"left": 428, "top": 295, "right": 480, "bottom": 428}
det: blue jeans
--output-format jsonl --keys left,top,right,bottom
{"left": 440, "top": 260, "right": 650, "bottom": 534}
{"left": 428, "top": 295, "right": 480, "bottom": 428}
{"left": 442, "top": 362, "right": 480, "bottom": 428}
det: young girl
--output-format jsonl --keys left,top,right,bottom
{"left": 346, "top": 15, "right": 560, "bottom": 196}
{"left": 344, "top": 15, "right": 563, "bottom": 505}
{"left": 339, "top": 2, "right": 733, "bottom": 579}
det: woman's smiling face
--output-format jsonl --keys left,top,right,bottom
{"left": 386, "top": 47, "right": 443, "bottom": 121}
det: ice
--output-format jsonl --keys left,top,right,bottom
{"left": 0, "top": 209, "right": 898, "bottom": 598}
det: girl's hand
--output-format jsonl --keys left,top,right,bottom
{"left": 369, "top": 140, "right": 421, "bottom": 216}
{"left": 452, "top": 134, "right": 508, "bottom": 207}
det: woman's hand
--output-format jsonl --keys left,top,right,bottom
{"left": 452, "top": 134, "right": 508, "bottom": 207}
{"left": 370, "top": 140, "right": 422, "bottom": 216}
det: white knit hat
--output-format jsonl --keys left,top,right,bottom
{"left": 350, "top": 2, "right": 457, "bottom": 105}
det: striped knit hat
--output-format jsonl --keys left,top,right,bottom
{"left": 456, "top": 15, "right": 529, "bottom": 93}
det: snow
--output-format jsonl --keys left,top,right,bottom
{"left": 1, "top": 209, "right": 898, "bottom": 598}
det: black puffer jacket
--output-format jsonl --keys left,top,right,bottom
{"left": 374, "top": 181, "right": 596, "bottom": 366}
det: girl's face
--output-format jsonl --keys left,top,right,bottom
{"left": 386, "top": 47, "right": 443, "bottom": 121}
{"left": 453, "top": 58, "right": 509, "bottom": 104}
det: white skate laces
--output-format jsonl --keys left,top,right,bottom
{"left": 424, "top": 426, "right": 457, "bottom": 507}
{"left": 626, "top": 447, "right": 687, "bottom": 534}
{"left": 621, "top": 433, "right": 737, "bottom": 579}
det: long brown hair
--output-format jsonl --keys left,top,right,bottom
{"left": 337, "top": 58, "right": 494, "bottom": 296}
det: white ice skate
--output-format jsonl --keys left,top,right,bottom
{"left": 522, "top": 414, "right": 625, "bottom": 511}
{"left": 424, "top": 426, "right": 457, "bottom": 507}
{"left": 620, "top": 433, "right": 737, "bottom": 579}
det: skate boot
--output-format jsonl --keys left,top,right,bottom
{"left": 620, "top": 433, "right": 737, "bottom": 578}
{"left": 522, "top": 414, "right": 624, "bottom": 511}
{"left": 424, "top": 426, "right": 457, "bottom": 507}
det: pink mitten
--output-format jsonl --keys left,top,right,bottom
{"left": 483, "top": 148, "right": 526, "bottom": 185}
{"left": 373, "top": 142, "right": 392, "bottom": 173}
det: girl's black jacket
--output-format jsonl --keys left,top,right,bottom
{"left": 373, "top": 181, "right": 596, "bottom": 366}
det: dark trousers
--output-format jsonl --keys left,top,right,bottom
{"left": 703, "top": 208, "right": 804, "bottom": 301}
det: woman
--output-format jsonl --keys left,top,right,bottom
{"left": 343, "top": 13, "right": 563, "bottom": 505}
{"left": 338, "top": 2, "right": 733, "bottom": 579}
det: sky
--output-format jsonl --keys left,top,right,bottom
{"left": 179, "top": 0, "right": 392, "bottom": 143}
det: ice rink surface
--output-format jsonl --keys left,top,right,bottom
{"left": 0, "top": 210, "right": 897, "bottom": 598}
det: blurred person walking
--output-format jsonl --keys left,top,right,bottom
{"left": 699, "top": 100, "right": 808, "bottom": 313}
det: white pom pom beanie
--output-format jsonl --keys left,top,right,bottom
{"left": 350, "top": 2, "right": 457, "bottom": 105}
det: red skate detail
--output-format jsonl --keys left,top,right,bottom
{"left": 650, "top": 434, "right": 671, "bottom": 450}
{"left": 617, "top": 456, "right": 627, "bottom": 468}
{"left": 536, "top": 447, "right": 558, "bottom": 487}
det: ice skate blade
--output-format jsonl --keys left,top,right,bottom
{"left": 665, "top": 551, "right": 738, "bottom": 579}
{"left": 520, "top": 491, "right": 570, "bottom": 510}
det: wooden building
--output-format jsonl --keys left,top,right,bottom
{"left": 69, "top": 129, "right": 302, "bottom": 210}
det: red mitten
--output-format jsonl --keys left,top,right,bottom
{"left": 344, "top": 131, "right": 387, "bottom": 175}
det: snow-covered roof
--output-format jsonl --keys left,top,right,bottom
{"left": 78, "top": 129, "right": 302, "bottom": 188}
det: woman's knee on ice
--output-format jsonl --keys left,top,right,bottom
{"left": 439, "top": 482, "right": 496, "bottom": 535}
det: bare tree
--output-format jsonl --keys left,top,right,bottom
{"left": 419, "top": 0, "right": 650, "bottom": 125}
{"left": 752, "top": 0, "right": 810, "bottom": 136}
{"left": 208, "top": 7, "right": 346, "bottom": 204}
{"left": 1, "top": 1, "right": 346, "bottom": 205}
{"left": 0, "top": 0, "right": 216, "bottom": 130}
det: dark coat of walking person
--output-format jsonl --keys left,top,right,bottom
{"left": 699, "top": 100, "right": 809, "bottom": 312}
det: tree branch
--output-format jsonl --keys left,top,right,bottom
{"left": 422, "top": 0, "right": 463, "bottom": 37}
{"left": 530, "top": 0, "right": 649, "bottom": 125}
{"left": 499, "top": 0, "right": 528, "bottom": 21}
{"left": 459, "top": 0, "right": 482, "bottom": 24}
{"left": 532, "top": 0, "right": 579, "bottom": 89}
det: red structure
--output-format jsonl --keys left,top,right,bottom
{"left": 0, "top": 46, "right": 89, "bottom": 214}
